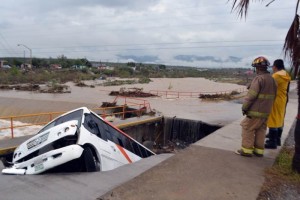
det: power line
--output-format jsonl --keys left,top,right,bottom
{"left": 0, "top": 33, "right": 17, "bottom": 56}
{"left": 9, "top": 44, "right": 281, "bottom": 55}
{"left": 0, "top": 42, "right": 284, "bottom": 55}
{"left": 20, "top": 39, "right": 282, "bottom": 50}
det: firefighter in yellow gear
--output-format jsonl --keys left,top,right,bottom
{"left": 236, "top": 56, "right": 277, "bottom": 157}
{"left": 265, "top": 59, "right": 291, "bottom": 149}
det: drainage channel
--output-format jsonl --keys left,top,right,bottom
{"left": 120, "top": 116, "right": 222, "bottom": 154}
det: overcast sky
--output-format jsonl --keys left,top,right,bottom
{"left": 0, "top": 0, "right": 297, "bottom": 68}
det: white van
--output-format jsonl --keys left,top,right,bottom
{"left": 2, "top": 107, "right": 155, "bottom": 175}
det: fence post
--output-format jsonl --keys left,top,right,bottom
{"left": 10, "top": 117, "right": 14, "bottom": 139}
{"left": 138, "top": 105, "right": 141, "bottom": 118}
{"left": 122, "top": 105, "right": 125, "bottom": 120}
{"left": 103, "top": 108, "right": 106, "bottom": 118}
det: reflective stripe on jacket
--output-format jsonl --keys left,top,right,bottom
{"left": 242, "top": 71, "right": 277, "bottom": 118}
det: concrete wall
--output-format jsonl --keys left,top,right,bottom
{"left": 120, "top": 117, "right": 222, "bottom": 149}
{"left": 163, "top": 117, "right": 221, "bottom": 145}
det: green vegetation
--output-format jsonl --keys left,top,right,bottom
{"left": 0, "top": 56, "right": 253, "bottom": 86}
{"left": 0, "top": 68, "right": 97, "bottom": 85}
{"left": 137, "top": 77, "right": 152, "bottom": 84}
{"left": 102, "top": 77, "right": 152, "bottom": 86}
{"left": 43, "top": 80, "right": 69, "bottom": 93}
{"left": 268, "top": 147, "right": 300, "bottom": 182}
{"left": 258, "top": 147, "right": 300, "bottom": 200}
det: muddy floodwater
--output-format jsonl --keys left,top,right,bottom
{"left": 0, "top": 120, "right": 42, "bottom": 140}
{"left": 0, "top": 78, "right": 246, "bottom": 126}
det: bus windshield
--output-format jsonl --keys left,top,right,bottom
{"left": 37, "top": 109, "right": 83, "bottom": 134}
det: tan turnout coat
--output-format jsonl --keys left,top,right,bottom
{"left": 242, "top": 71, "right": 277, "bottom": 118}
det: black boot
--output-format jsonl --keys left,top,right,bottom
{"left": 265, "top": 128, "right": 278, "bottom": 149}
{"left": 277, "top": 127, "right": 283, "bottom": 146}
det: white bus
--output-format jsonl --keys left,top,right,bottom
{"left": 2, "top": 107, "right": 155, "bottom": 175}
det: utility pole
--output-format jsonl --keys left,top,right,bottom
{"left": 23, "top": 50, "right": 25, "bottom": 69}
{"left": 17, "top": 44, "right": 32, "bottom": 68}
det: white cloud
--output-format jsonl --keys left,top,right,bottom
{"left": 0, "top": 0, "right": 297, "bottom": 68}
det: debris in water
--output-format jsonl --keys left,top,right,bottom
{"left": 109, "top": 87, "right": 157, "bottom": 97}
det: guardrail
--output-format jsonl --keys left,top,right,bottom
{"left": 113, "top": 96, "right": 152, "bottom": 112}
{"left": 149, "top": 90, "right": 199, "bottom": 98}
{"left": 149, "top": 88, "right": 246, "bottom": 98}
{"left": 0, "top": 96, "right": 152, "bottom": 139}
{"left": 0, "top": 112, "right": 63, "bottom": 139}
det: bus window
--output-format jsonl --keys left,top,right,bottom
{"left": 123, "top": 137, "right": 134, "bottom": 153}
{"left": 117, "top": 138, "right": 124, "bottom": 147}
{"left": 139, "top": 144, "right": 148, "bottom": 157}
{"left": 132, "top": 142, "right": 142, "bottom": 157}
{"left": 90, "top": 114, "right": 109, "bottom": 141}
{"left": 102, "top": 122, "right": 112, "bottom": 141}
{"left": 38, "top": 109, "right": 83, "bottom": 134}
{"left": 83, "top": 114, "right": 96, "bottom": 134}
{"left": 107, "top": 126, "right": 120, "bottom": 146}
{"left": 84, "top": 114, "right": 107, "bottom": 140}
{"left": 97, "top": 117, "right": 153, "bottom": 158}
{"left": 104, "top": 122, "right": 145, "bottom": 156}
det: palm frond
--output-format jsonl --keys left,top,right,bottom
{"left": 266, "top": 0, "right": 275, "bottom": 7}
{"left": 283, "top": 15, "right": 300, "bottom": 76}
{"left": 231, "top": 0, "right": 265, "bottom": 18}
{"left": 231, "top": 0, "right": 250, "bottom": 18}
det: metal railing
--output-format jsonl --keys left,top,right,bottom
{"left": 149, "top": 88, "right": 246, "bottom": 98}
{"left": 0, "top": 96, "right": 152, "bottom": 139}
{"left": 113, "top": 96, "right": 152, "bottom": 113}
{"left": 0, "top": 112, "right": 63, "bottom": 139}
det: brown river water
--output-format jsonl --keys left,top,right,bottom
{"left": 0, "top": 78, "right": 246, "bottom": 126}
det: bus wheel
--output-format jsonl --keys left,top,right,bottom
{"left": 82, "top": 147, "right": 97, "bottom": 172}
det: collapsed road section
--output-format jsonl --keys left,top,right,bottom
{"left": 1, "top": 107, "right": 155, "bottom": 175}
{"left": 0, "top": 109, "right": 221, "bottom": 175}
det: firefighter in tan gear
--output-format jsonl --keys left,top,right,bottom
{"left": 236, "top": 56, "right": 277, "bottom": 157}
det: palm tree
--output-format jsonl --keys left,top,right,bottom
{"left": 230, "top": 0, "right": 300, "bottom": 172}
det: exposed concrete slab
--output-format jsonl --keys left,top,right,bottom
{"left": 0, "top": 153, "right": 173, "bottom": 200}
{"left": 99, "top": 146, "right": 273, "bottom": 200}
{"left": 194, "top": 118, "right": 242, "bottom": 152}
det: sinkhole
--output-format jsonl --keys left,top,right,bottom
{"left": 121, "top": 116, "right": 222, "bottom": 154}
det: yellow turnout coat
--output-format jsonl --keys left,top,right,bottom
{"left": 267, "top": 70, "right": 291, "bottom": 128}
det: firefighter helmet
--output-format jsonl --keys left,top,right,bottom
{"left": 251, "top": 56, "right": 270, "bottom": 68}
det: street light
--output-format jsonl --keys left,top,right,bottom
{"left": 17, "top": 44, "right": 32, "bottom": 68}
